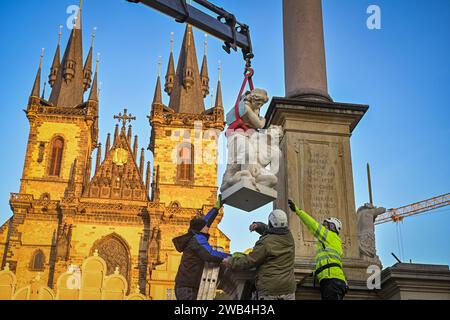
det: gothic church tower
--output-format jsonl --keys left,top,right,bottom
{"left": 20, "top": 6, "right": 99, "bottom": 202}
{"left": 149, "top": 25, "right": 225, "bottom": 210}
{"left": 5, "top": 6, "right": 100, "bottom": 286}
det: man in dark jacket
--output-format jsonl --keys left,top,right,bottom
{"left": 173, "top": 196, "right": 231, "bottom": 300}
{"left": 223, "top": 209, "right": 296, "bottom": 300}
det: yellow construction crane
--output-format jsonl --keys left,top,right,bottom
{"left": 366, "top": 163, "right": 449, "bottom": 261}
{"left": 365, "top": 163, "right": 449, "bottom": 225}
{"left": 374, "top": 192, "right": 449, "bottom": 262}
{"left": 375, "top": 193, "right": 450, "bottom": 225}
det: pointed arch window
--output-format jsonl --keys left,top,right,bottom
{"left": 48, "top": 137, "right": 64, "bottom": 177}
{"left": 30, "top": 250, "right": 45, "bottom": 271}
{"left": 91, "top": 234, "right": 131, "bottom": 284}
{"left": 177, "top": 143, "right": 194, "bottom": 183}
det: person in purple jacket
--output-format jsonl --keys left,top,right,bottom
{"left": 172, "top": 196, "right": 231, "bottom": 300}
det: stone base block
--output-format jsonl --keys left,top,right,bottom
{"left": 222, "top": 179, "right": 277, "bottom": 212}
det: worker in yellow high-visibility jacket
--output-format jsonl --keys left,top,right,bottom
{"left": 288, "top": 199, "right": 349, "bottom": 300}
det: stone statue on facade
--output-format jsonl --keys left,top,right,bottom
{"left": 56, "top": 223, "right": 72, "bottom": 261}
{"left": 356, "top": 204, "right": 386, "bottom": 265}
{"left": 221, "top": 89, "right": 282, "bottom": 212}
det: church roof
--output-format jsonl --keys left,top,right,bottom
{"left": 48, "top": 6, "right": 94, "bottom": 108}
{"left": 168, "top": 25, "right": 206, "bottom": 114}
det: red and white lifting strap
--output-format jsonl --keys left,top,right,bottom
{"left": 227, "top": 68, "right": 255, "bottom": 133}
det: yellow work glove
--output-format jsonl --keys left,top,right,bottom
{"left": 214, "top": 195, "right": 224, "bottom": 209}
{"left": 232, "top": 252, "right": 246, "bottom": 258}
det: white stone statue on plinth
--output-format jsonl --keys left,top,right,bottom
{"left": 221, "top": 89, "right": 282, "bottom": 212}
{"left": 357, "top": 204, "right": 386, "bottom": 266}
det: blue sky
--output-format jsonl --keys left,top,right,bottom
{"left": 0, "top": 0, "right": 449, "bottom": 268}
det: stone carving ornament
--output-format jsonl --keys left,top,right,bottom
{"left": 92, "top": 235, "right": 130, "bottom": 282}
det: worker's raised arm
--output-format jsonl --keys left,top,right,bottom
{"left": 204, "top": 196, "right": 224, "bottom": 227}
{"left": 296, "top": 209, "right": 321, "bottom": 236}
{"left": 288, "top": 200, "right": 323, "bottom": 240}
{"left": 250, "top": 222, "right": 268, "bottom": 236}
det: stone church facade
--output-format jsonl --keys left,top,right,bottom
{"left": 0, "top": 7, "right": 229, "bottom": 300}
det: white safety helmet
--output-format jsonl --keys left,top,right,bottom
{"left": 324, "top": 217, "right": 342, "bottom": 234}
{"left": 268, "top": 209, "right": 288, "bottom": 228}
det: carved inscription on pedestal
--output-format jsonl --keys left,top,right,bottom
{"left": 307, "top": 151, "right": 338, "bottom": 216}
{"left": 298, "top": 140, "right": 348, "bottom": 243}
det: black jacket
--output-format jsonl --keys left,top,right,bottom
{"left": 173, "top": 207, "right": 231, "bottom": 289}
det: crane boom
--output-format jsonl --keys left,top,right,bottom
{"left": 375, "top": 193, "right": 450, "bottom": 225}
{"left": 126, "top": 0, "right": 254, "bottom": 62}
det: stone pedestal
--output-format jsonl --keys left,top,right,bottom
{"left": 265, "top": 97, "right": 369, "bottom": 282}
{"left": 222, "top": 179, "right": 277, "bottom": 212}
{"left": 379, "top": 263, "right": 450, "bottom": 300}
{"left": 218, "top": 262, "right": 450, "bottom": 300}
{"left": 294, "top": 262, "right": 381, "bottom": 300}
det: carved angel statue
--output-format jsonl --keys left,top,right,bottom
{"left": 226, "top": 89, "right": 269, "bottom": 130}
{"left": 356, "top": 203, "right": 386, "bottom": 265}
{"left": 221, "top": 88, "right": 282, "bottom": 195}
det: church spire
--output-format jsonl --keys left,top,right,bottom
{"left": 168, "top": 24, "right": 205, "bottom": 114}
{"left": 95, "top": 143, "right": 102, "bottom": 173}
{"left": 113, "top": 124, "right": 119, "bottom": 145}
{"left": 31, "top": 48, "right": 44, "bottom": 98}
{"left": 140, "top": 149, "right": 145, "bottom": 179}
{"left": 200, "top": 34, "right": 210, "bottom": 98}
{"left": 133, "top": 136, "right": 138, "bottom": 160}
{"left": 49, "top": 2, "right": 85, "bottom": 108}
{"left": 83, "top": 27, "right": 96, "bottom": 92}
{"left": 127, "top": 125, "right": 133, "bottom": 145}
{"left": 182, "top": 26, "right": 195, "bottom": 90}
{"left": 41, "top": 82, "right": 47, "bottom": 100}
{"left": 165, "top": 32, "right": 176, "bottom": 96}
{"left": 215, "top": 62, "right": 223, "bottom": 109}
{"left": 152, "top": 58, "right": 163, "bottom": 107}
{"left": 105, "top": 133, "right": 111, "bottom": 157}
{"left": 88, "top": 53, "right": 99, "bottom": 101}
{"left": 49, "top": 26, "right": 62, "bottom": 88}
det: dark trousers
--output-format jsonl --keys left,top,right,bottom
{"left": 320, "top": 279, "right": 348, "bottom": 300}
{"left": 175, "top": 287, "right": 198, "bottom": 300}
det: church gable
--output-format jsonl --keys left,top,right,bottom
{"left": 84, "top": 121, "right": 148, "bottom": 202}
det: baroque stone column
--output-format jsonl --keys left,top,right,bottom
{"left": 283, "top": 0, "right": 331, "bottom": 102}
